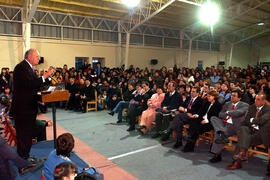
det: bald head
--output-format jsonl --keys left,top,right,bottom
{"left": 24, "top": 49, "right": 40, "bottom": 66}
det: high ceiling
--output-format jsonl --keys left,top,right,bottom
{"left": 1, "top": 0, "right": 270, "bottom": 44}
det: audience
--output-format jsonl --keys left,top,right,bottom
{"left": 1, "top": 63, "right": 270, "bottom": 176}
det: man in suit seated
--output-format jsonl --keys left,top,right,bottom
{"left": 160, "top": 86, "right": 203, "bottom": 149}
{"left": 182, "top": 90, "right": 222, "bottom": 152}
{"left": 66, "top": 77, "right": 79, "bottom": 110}
{"left": 80, "top": 79, "right": 95, "bottom": 113}
{"left": 108, "top": 83, "right": 135, "bottom": 123}
{"left": 227, "top": 93, "right": 270, "bottom": 176}
{"left": 151, "top": 81, "right": 183, "bottom": 138}
{"left": 209, "top": 89, "right": 249, "bottom": 163}
{"left": 127, "top": 81, "right": 153, "bottom": 131}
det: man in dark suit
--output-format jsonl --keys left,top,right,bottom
{"left": 151, "top": 81, "right": 183, "bottom": 138}
{"left": 209, "top": 89, "right": 249, "bottom": 163}
{"left": 160, "top": 86, "right": 203, "bottom": 148}
{"left": 66, "top": 77, "right": 79, "bottom": 110}
{"left": 80, "top": 79, "right": 96, "bottom": 113}
{"left": 11, "top": 49, "right": 55, "bottom": 161}
{"left": 227, "top": 93, "right": 270, "bottom": 176}
{"left": 182, "top": 90, "right": 222, "bottom": 152}
{"left": 127, "top": 81, "right": 153, "bottom": 131}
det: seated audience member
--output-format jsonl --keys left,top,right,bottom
{"left": 210, "top": 71, "right": 220, "bottom": 85}
{"left": 160, "top": 86, "right": 203, "bottom": 148}
{"left": 106, "top": 84, "right": 121, "bottom": 110}
{"left": 80, "top": 79, "right": 96, "bottom": 113}
{"left": 137, "top": 85, "right": 165, "bottom": 134}
{"left": 182, "top": 90, "right": 222, "bottom": 152}
{"left": 209, "top": 89, "right": 249, "bottom": 163}
{"left": 43, "top": 133, "right": 96, "bottom": 180}
{"left": 248, "top": 85, "right": 257, "bottom": 105}
{"left": 0, "top": 136, "right": 44, "bottom": 179}
{"left": 0, "top": 86, "right": 12, "bottom": 102}
{"left": 98, "top": 91, "right": 105, "bottom": 110}
{"left": 54, "top": 162, "right": 78, "bottom": 180}
{"left": 219, "top": 83, "right": 231, "bottom": 103}
{"left": 66, "top": 77, "right": 79, "bottom": 110}
{"left": 74, "top": 79, "right": 85, "bottom": 112}
{"left": 227, "top": 93, "right": 270, "bottom": 176}
{"left": 151, "top": 81, "right": 183, "bottom": 138}
{"left": 108, "top": 83, "right": 135, "bottom": 123}
{"left": 127, "top": 81, "right": 153, "bottom": 131}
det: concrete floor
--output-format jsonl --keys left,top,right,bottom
{"left": 45, "top": 109, "right": 268, "bottom": 180}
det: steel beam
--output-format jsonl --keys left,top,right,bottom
{"left": 124, "top": 33, "right": 130, "bottom": 70}
{"left": 234, "top": 27, "right": 270, "bottom": 44}
{"left": 26, "top": 0, "right": 40, "bottom": 23}
{"left": 228, "top": 43, "right": 233, "bottom": 67}
{"left": 128, "top": 0, "right": 176, "bottom": 33}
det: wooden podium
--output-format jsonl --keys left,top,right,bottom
{"left": 41, "top": 90, "right": 69, "bottom": 144}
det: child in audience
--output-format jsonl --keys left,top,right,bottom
{"left": 54, "top": 162, "right": 78, "bottom": 180}
{"left": 43, "top": 133, "right": 97, "bottom": 180}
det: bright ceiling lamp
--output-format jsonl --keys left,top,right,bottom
{"left": 199, "top": 1, "right": 220, "bottom": 26}
{"left": 121, "top": 0, "right": 141, "bottom": 8}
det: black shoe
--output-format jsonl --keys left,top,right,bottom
{"left": 26, "top": 156, "right": 38, "bottom": 164}
{"left": 215, "top": 131, "right": 229, "bottom": 144}
{"left": 209, "top": 154, "right": 222, "bottom": 163}
{"left": 173, "top": 140, "right": 182, "bottom": 149}
{"left": 136, "top": 126, "right": 146, "bottom": 135}
{"left": 108, "top": 111, "right": 115, "bottom": 116}
{"left": 127, "top": 126, "right": 135, "bottom": 131}
{"left": 182, "top": 142, "right": 195, "bottom": 153}
{"left": 151, "top": 132, "right": 160, "bottom": 138}
{"left": 116, "top": 120, "right": 122, "bottom": 123}
{"left": 19, "top": 158, "right": 45, "bottom": 175}
{"left": 160, "top": 130, "right": 171, "bottom": 141}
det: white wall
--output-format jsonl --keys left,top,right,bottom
{"left": 260, "top": 45, "right": 270, "bottom": 62}
{"left": 0, "top": 35, "right": 255, "bottom": 71}
{"left": 221, "top": 42, "right": 259, "bottom": 67}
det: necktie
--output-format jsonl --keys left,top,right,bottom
{"left": 232, "top": 104, "right": 235, "bottom": 111}
{"left": 32, "top": 67, "right": 35, "bottom": 74}
{"left": 187, "top": 98, "right": 193, "bottom": 109}
{"left": 255, "top": 108, "right": 260, "bottom": 118}
{"left": 169, "top": 92, "right": 172, "bottom": 97}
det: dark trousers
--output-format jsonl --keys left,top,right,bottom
{"left": 0, "top": 136, "right": 28, "bottom": 180}
{"left": 74, "top": 95, "right": 82, "bottom": 110}
{"left": 154, "top": 108, "right": 172, "bottom": 133}
{"left": 32, "top": 124, "right": 47, "bottom": 142}
{"left": 188, "top": 119, "right": 213, "bottom": 142}
{"left": 127, "top": 104, "right": 144, "bottom": 127}
{"left": 15, "top": 114, "right": 36, "bottom": 159}
{"left": 67, "top": 95, "right": 76, "bottom": 109}
{"left": 171, "top": 113, "right": 190, "bottom": 140}
{"left": 236, "top": 123, "right": 270, "bottom": 153}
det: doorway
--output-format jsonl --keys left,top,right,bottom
{"left": 92, "top": 57, "right": 105, "bottom": 69}
{"left": 75, "top": 57, "right": 89, "bottom": 71}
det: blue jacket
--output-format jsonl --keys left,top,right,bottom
{"left": 43, "top": 150, "right": 95, "bottom": 180}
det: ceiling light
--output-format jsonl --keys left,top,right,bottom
{"left": 199, "top": 1, "right": 220, "bottom": 26}
{"left": 121, "top": 0, "right": 140, "bottom": 8}
{"left": 257, "top": 22, "right": 265, "bottom": 26}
